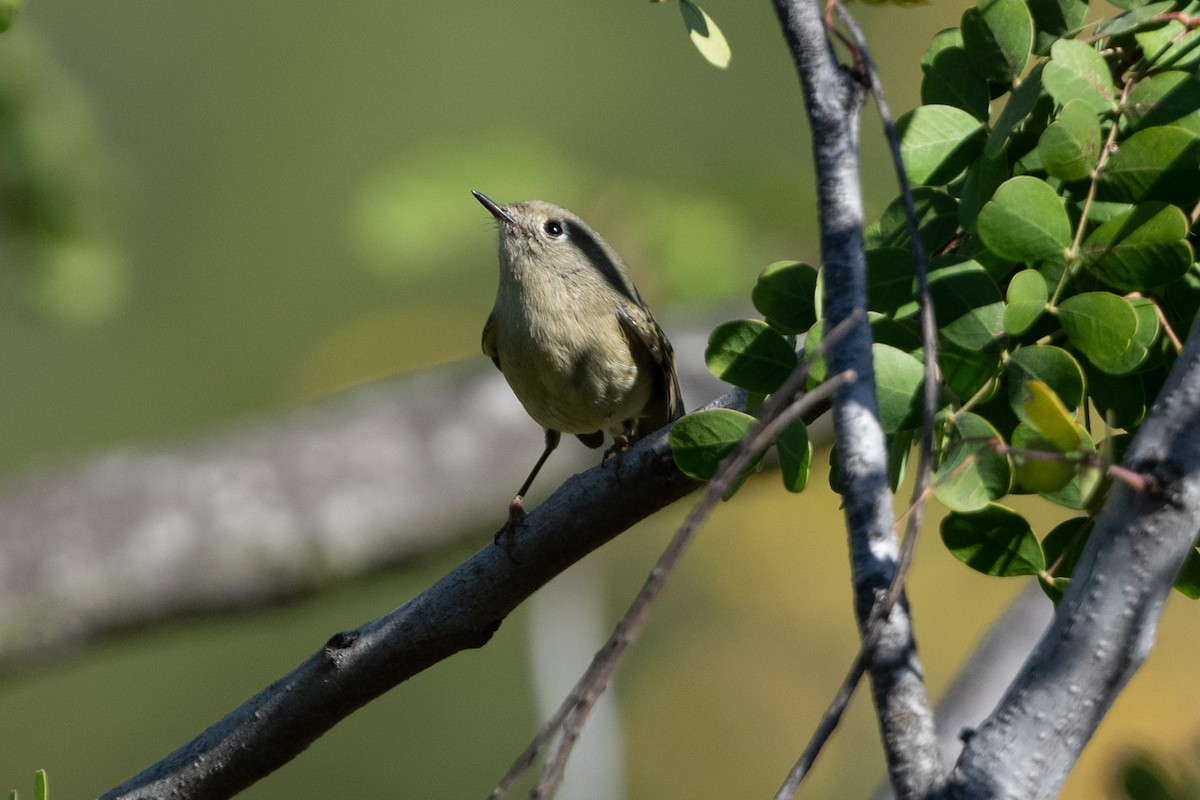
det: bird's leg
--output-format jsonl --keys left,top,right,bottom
{"left": 495, "top": 429, "right": 561, "bottom": 555}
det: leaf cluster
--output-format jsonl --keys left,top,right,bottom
{"left": 671, "top": 0, "right": 1200, "bottom": 600}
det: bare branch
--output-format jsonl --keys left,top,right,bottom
{"left": 97, "top": 385, "right": 748, "bottom": 800}
{"left": 770, "top": 0, "right": 943, "bottom": 796}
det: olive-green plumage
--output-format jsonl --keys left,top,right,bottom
{"left": 474, "top": 190, "right": 683, "bottom": 531}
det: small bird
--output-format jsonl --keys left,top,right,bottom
{"left": 474, "top": 190, "right": 684, "bottom": 540}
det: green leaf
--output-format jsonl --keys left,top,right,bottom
{"left": 669, "top": 408, "right": 755, "bottom": 481}
{"left": 1100, "top": 126, "right": 1200, "bottom": 207}
{"left": 869, "top": 313, "right": 923, "bottom": 352}
{"left": 976, "top": 176, "right": 1071, "bottom": 264}
{"left": 777, "top": 418, "right": 812, "bottom": 492}
{"left": 874, "top": 343, "right": 925, "bottom": 434}
{"left": 1006, "top": 345, "right": 1085, "bottom": 425}
{"left": 1003, "top": 268, "right": 1048, "bottom": 335}
{"left": 678, "top": 0, "right": 731, "bottom": 69}
{"left": 940, "top": 341, "right": 1001, "bottom": 402}
{"left": 921, "top": 31, "right": 991, "bottom": 120}
{"left": 1086, "top": 363, "right": 1147, "bottom": 428}
{"left": 866, "top": 248, "right": 916, "bottom": 316}
{"left": 1135, "top": 9, "right": 1200, "bottom": 70}
{"left": 941, "top": 504, "right": 1046, "bottom": 576}
{"left": 934, "top": 412, "right": 1012, "bottom": 512}
{"left": 898, "top": 104, "right": 986, "bottom": 185}
{"left": 889, "top": 430, "right": 915, "bottom": 492}
{"left": 928, "top": 256, "right": 1005, "bottom": 349}
{"left": 1037, "top": 98, "right": 1102, "bottom": 181}
{"left": 1057, "top": 292, "right": 1140, "bottom": 373}
{"left": 1028, "top": 0, "right": 1088, "bottom": 53}
{"left": 33, "top": 772, "right": 44, "bottom": 800}
{"left": 802, "top": 319, "right": 828, "bottom": 386}
{"left": 1081, "top": 201, "right": 1194, "bottom": 291}
{"left": 1098, "top": 295, "right": 1161, "bottom": 375}
{"left": 961, "top": 0, "right": 1034, "bottom": 84}
{"left": 1098, "top": 0, "right": 1174, "bottom": 32}
{"left": 959, "top": 150, "right": 1010, "bottom": 230}
{"left": 1042, "top": 39, "right": 1117, "bottom": 114}
{"left": 1122, "top": 71, "right": 1200, "bottom": 138}
{"left": 1160, "top": 263, "right": 1200, "bottom": 327}
{"left": 1043, "top": 516, "right": 1091, "bottom": 578}
{"left": 752, "top": 261, "right": 818, "bottom": 334}
{"left": 705, "top": 319, "right": 797, "bottom": 394}
{"left": 984, "top": 63, "right": 1046, "bottom": 158}
{"left": 865, "top": 187, "right": 960, "bottom": 253}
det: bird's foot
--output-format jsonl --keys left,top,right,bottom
{"left": 603, "top": 436, "right": 632, "bottom": 482}
{"left": 493, "top": 498, "right": 527, "bottom": 561}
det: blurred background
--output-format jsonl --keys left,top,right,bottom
{"left": 1, "top": 0, "right": 1198, "bottom": 797}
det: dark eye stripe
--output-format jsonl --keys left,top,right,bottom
{"left": 567, "top": 225, "right": 642, "bottom": 306}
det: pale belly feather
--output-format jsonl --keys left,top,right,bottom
{"left": 494, "top": 304, "right": 651, "bottom": 436}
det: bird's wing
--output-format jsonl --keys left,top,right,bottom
{"left": 616, "top": 303, "right": 685, "bottom": 433}
{"left": 481, "top": 312, "right": 501, "bottom": 370}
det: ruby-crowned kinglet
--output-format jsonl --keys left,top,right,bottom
{"left": 474, "top": 190, "right": 684, "bottom": 539}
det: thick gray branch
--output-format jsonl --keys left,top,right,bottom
{"left": 872, "top": 584, "right": 1054, "bottom": 800}
{"left": 946, "top": 326, "right": 1200, "bottom": 799}
{"left": 771, "top": 0, "right": 944, "bottom": 796}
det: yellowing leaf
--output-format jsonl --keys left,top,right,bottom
{"left": 679, "top": 0, "right": 731, "bottom": 69}
{"left": 1023, "top": 380, "right": 1083, "bottom": 452}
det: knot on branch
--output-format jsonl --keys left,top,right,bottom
{"left": 322, "top": 630, "right": 360, "bottom": 666}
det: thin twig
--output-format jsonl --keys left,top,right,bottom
{"left": 1054, "top": 76, "right": 1134, "bottom": 306}
{"left": 528, "top": 324, "right": 862, "bottom": 799}
{"left": 529, "top": 374, "right": 855, "bottom": 800}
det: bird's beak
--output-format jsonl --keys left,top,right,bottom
{"left": 472, "top": 190, "right": 517, "bottom": 227}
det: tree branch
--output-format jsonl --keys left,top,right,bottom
{"left": 872, "top": 583, "right": 1054, "bottom": 800}
{"left": 98, "top": 387, "right": 750, "bottom": 800}
{"left": 770, "top": 1, "right": 944, "bottom": 796}
{"left": 945, "top": 323, "right": 1200, "bottom": 799}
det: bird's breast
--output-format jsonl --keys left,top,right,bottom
{"left": 490, "top": 283, "right": 650, "bottom": 435}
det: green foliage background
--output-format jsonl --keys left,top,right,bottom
{"left": 1, "top": 1, "right": 1198, "bottom": 798}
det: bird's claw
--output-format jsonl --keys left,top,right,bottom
{"left": 602, "top": 436, "right": 632, "bottom": 482}
{"left": 493, "top": 499, "right": 527, "bottom": 561}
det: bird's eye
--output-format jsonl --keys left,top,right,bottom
{"left": 543, "top": 220, "right": 565, "bottom": 238}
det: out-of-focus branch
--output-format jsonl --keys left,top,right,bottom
{"left": 0, "top": 321, "right": 726, "bottom": 666}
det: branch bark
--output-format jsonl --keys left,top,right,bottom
{"left": 945, "top": 323, "right": 1200, "bottom": 799}
{"left": 770, "top": 1, "right": 944, "bottom": 796}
